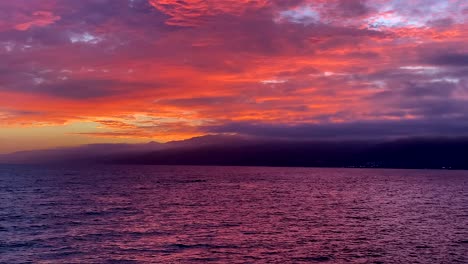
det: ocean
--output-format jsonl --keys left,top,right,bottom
{"left": 0, "top": 165, "right": 467, "bottom": 263}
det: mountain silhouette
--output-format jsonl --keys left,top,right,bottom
{"left": 1, "top": 135, "right": 468, "bottom": 169}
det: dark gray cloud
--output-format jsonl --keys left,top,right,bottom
{"left": 335, "top": 0, "right": 371, "bottom": 17}
{"left": 204, "top": 118, "right": 468, "bottom": 140}
{"left": 426, "top": 17, "right": 454, "bottom": 28}
{"left": 429, "top": 53, "right": 468, "bottom": 66}
{"left": 401, "top": 81, "right": 457, "bottom": 98}
{"left": 0, "top": 76, "right": 156, "bottom": 99}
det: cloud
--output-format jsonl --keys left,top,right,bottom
{"left": 147, "top": 0, "right": 269, "bottom": 26}
{"left": 429, "top": 53, "right": 468, "bottom": 66}
{"left": 14, "top": 11, "right": 60, "bottom": 31}
{"left": 333, "top": 0, "right": 372, "bottom": 18}
{"left": 204, "top": 118, "right": 468, "bottom": 140}
{"left": 0, "top": 75, "right": 156, "bottom": 99}
{"left": 0, "top": 0, "right": 468, "bottom": 152}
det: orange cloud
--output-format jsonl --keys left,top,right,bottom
{"left": 148, "top": 0, "right": 269, "bottom": 26}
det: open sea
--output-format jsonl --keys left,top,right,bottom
{"left": 0, "top": 165, "right": 467, "bottom": 263}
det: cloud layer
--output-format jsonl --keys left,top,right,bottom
{"left": 0, "top": 0, "right": 467, "bottom": 151}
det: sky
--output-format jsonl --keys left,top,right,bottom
{"left": 0, "top": 0, "right": 467, "bottom": 153}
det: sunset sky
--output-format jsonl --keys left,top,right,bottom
{"left": 0, "top": 0, "right": 467, "bottom": 153}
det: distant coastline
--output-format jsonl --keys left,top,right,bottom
{"left": 2, "top": 135, "right": 468, "bottom": 170}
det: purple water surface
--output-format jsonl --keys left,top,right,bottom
{"left": 1, "top": 166, "right": 467, "bottom": 263}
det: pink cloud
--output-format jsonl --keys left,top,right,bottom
{"left": 14, "top": 11, "right": 60, "bottom": 31}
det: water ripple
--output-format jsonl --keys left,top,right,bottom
{"left": 0, "top": 165, "right": 467, "bottom": 263}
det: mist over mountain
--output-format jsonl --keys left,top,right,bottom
{"left": 0, "top": 142, "right": 162, "bottom": 164}
{"left": 2, "top": 135, "right": 468, "bottom": 169}
{"left": 0, "top": 135, "right": 251, "bottom": 165}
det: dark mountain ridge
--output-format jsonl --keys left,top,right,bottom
{"left": 2, "top": 135, "right": 468, "bottom": 169}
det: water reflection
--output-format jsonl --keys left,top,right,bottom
{"left": 1, "top": 166, "right": 467, "bottom": 263}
